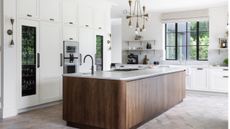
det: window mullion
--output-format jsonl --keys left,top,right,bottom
{"left": 175, "top": 23, "right": 178, "bottom": 60}
{"left": 197, "top": 21, "right": 199, "bottom": 60}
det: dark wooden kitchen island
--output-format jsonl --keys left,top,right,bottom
{"left": 63, "top": 68, "right": 186, "bottom": 129}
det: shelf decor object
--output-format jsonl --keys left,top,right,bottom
{"left": 7, "top": 18, "right": 15, "bottom": 47}
{"left": 123, "top": 0, "right": 151, "bottom": 33}
{"left": 226, "top": 12, "right": 229, "bottom": 37}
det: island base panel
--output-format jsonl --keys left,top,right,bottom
{"left": 63, "top": 71, "right": 186, "bottom": 129}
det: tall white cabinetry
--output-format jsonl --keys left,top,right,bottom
{"left": 40, "top": 0, "right": 62, "bottom": 22}
{"left": 63, "top": 1, "right": 78, "bottom": 26}
{"left": 79, "top": 5, "right": 94, "bottom": 28}
{"left": 79, "top": 28, "right": 96, "bottom": 72}
{"left": 94, "top": 10, "right": 105, "bottom": 30}
{"left": 40, "top": 22, "right": 62, "bottom": 104}
{"left": 18, "top": 0, "right": 39, "bottom": 19}
{"left": 17, "top": 0, "right": 111, "bottom": 110}
{"left": 191, "top": 68, "right": 209, "bottom": 90}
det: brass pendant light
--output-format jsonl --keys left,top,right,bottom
{"left": 123, "top": 0, "right": 151, "bottom": 33}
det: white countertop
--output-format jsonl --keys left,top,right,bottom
{"left": 63, "top": 67, "right": 185, "bottom": 81}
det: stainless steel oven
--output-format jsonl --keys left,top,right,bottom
{"left": 63, "top": 41, "right": 79, "bottom": 74}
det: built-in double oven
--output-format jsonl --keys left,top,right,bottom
{"left": 63, "top": 41, "right": 80, "bottom": 74}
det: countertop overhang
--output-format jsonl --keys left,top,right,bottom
{"left": 62, "top": 67, "right": 185, "bottom": 81}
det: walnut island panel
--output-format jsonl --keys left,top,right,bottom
{"left": 63, "top": 68, "right": 186, "bottom": 129}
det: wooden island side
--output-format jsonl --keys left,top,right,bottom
{"left": 63, "top": 70, "right": 186, "bottom": 129}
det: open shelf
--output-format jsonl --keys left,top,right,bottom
{"left": 123, "top": 49, "right": 163, "bottom": 55}
{"left": 124, "top": 40, "right": 157, "bottom": 46}
{"left": 209, "top": 48, "right": 228, "bottom": 55}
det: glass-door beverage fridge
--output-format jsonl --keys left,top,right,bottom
{"left": 21, "top": 26, "right": 36, "bottom": 97}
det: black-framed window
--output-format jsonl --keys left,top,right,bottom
{"left": 165, "top": 21, "right": 209, "bottom": 61}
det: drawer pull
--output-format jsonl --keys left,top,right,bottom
{"left": 27, "top": 14, "right": 32, "bottom": 17}
{"left": 69, "top": 22, "right": 73, "bottom": 24}
{"left": 197, "top": 68, "right": 203, "bottom": 70}
{"left": 99, "top": 27, "right": 102, "bottom": 29}
{"left": 85, "top": 25, "right": 89, "bottom": 27}
{"left": 50, "top": 18, "right": 54, "bottom": 21}
{"left": 223, "top": 76, "right": 228, "bottom": 78}
{"left": 69, "top": 38, "right": 73, "bottom": 40}
{"left": 223, "top": 69, "right": 228, "bottom": 71}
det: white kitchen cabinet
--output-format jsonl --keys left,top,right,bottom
{"left": 79, "top": 5, "right": 94, "bottom": 28}
{"left": 63, "top": 26, "right": 79, "bottom": 41}
{"left": 191, "top": 68, "right": 209, "bottom": 90}
{"left": 40, "top": 0, "right": 62, "bottom": 22}
{"left": 186, "top": 76, "right": 191, "bottom": 89}
{"left": 79, "top": 28, "right": 96, "bottom": 72}
{"left": 40, "top": 22, "right": 62, "bottom": 104}
{"left": 18, "top": 0, "right": 39, "bottom": 19}
{"left": 94, "top": 9, "right": 105, "bottom": 30}
{"left": 18, "top": 19, "right": 40, "bottom": 109}
{"left": 63, "top": 1, "right": 78, "bottom": 26}
{"left": 209, "top": 69, "right": 228, "bottom": 92}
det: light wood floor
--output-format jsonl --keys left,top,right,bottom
{"left": 0, "top": 92, "right": 228, "bottom": 129}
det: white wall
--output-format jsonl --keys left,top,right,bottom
{"left": 122, "top": 13, "right": 163, "bottom": 64}
{"left": 208, "top": 7, "right": 228, "bottom": 65}
{"left": 121, "top": 6, "right": 228, "bottom": 65}
{"left": 111, "top": 18, "right": 122, "bottom": 63}
{"left": 1, "top": 0, "right": 18, "bottom": 118}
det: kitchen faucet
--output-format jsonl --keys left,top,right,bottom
{"left": 83, "top": 54, "right": 94, "bottom": 75}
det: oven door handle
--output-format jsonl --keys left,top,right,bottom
{"left": 60, "top": 53, "right": 63, "bottom": 67}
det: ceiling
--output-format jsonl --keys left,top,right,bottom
{"left": 106, "top": 0, "right": 228, "bottom": 18}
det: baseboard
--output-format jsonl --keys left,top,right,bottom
{"left": 18, "top": 100, "right": 62, "bottom": 114}
{"left": 186, "top": 90, "right": 228, "bottom": 96}
{"left": 0, "top": 107, "right": 18, "bottom": 118}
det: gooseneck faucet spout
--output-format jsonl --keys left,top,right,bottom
{"left": 83, "top": 54, "right": 94, "bottom": 75}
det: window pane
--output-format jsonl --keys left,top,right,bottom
{"left": 199, "top": 46, "right": 209, "bottom": 60}
{"left": 199, "top": 21, "right": 209, "bottom": 31}
{"left": 187, "top": 46, "right": 197, "bottom": 60}
{"left": 177, "top": 47, "right": 186, "bottom": 60}
{"left": 187, "top": 22, "right": 197, "bottom": 32}
{"left": 166, "top": 23, "right": 175, "bottom": 32}
{"left": 166, "top": 33, "right": 176, "bottom": 46}
{"left": 199, "top": 32, "right": 209, "bottom": 45}
{"left": 187, "top": 32, "right": 197, "bottom": 45}
{"left": 177, "top": 32, "right": 186, "bottom": 46}
{"left": 166, "top": 47, "right": 175, "bottom": 59}
{"left": 178, "top": 22, "right": 186, "bottom": 32}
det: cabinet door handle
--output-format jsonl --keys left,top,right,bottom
{"left": 223, "top": 69, "right": 228, "bottom": 71}
{"left": 223, "top": 76, "right": 228, "bottom": 78}
{"left": 69, "top": 38, "right": 73, "bottom": 40}
{"left": 27, "top": 14, "right": 32, "bottom": 17}
{"left": 95, "top": 54, "right": 97, "bottom": 65}
{"left": 197, "top": 68, "right": 203, "bottom": 70}
{"left": 80, "top": 54, "right": 82, "bottom": 66}
{"left": 37, "top": 53, "right": 40, "bottom": 68}
{"left": 69, "top": 22, "right": 73, "bottom": 24}
{"left": 99, "top": 27, "right": 102, "bottom": 29}
{"left": 85, "top": 25, "right": 89, "bottom": 27}
{"left": 60, "top": 53, "right": 63, "bottom": 67}
{"left": 50, "top": 18, "right": 54, "bottom": 21}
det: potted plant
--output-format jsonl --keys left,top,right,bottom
{"left": 146, "top": 59, "right": 150, "bottom": 65}
{"left": 223, "top": 58, "right": 228, "bottom": 66}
